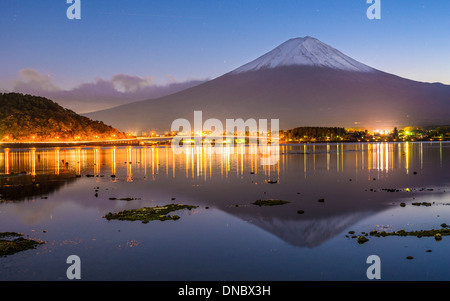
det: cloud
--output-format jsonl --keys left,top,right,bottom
{"left": 11, "top": 68, "right": 207, "bottom": 113}
{"left": 13, "top": 68, "right": 60, "bottom": 92}
{"left": 167, "top": 75, "right": 178, "bottom": 83}
{"left": 111, "top": 74, "right": 155, "bottom": 93}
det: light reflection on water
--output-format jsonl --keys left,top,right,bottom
{"left": 0, "top": 142, "right": 449, "bottom": 281}
{"left": 0, "top": 142, "right": 445, "bottom": 179}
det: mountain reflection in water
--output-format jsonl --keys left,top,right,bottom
{"left": 0, "top": 142, "right": 449, "bottom": 249}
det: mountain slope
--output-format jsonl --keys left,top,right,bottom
{"left": 0, "top": 93, "right": 126, "bottom": 141}
{"left": 85, "top": 37, "right": 450, "bottom": 133}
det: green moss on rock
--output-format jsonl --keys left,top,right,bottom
{"left": 0, "top": 232, "right": 44, "bottom": 257}
{"left": 103, "top": 204, "right": 198, "bottom": 223}
{"left": 369, "top": 228, "right": 450, "bottom": 239}
{"left": 357, "top": 236, "right": 369, "bottom": 244}
{"left": 0, "top": 232, "right": 24, "bottom": 238}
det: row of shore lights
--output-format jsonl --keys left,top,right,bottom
{"left": 1, "top": 130, "right": 276, "bottom": 141}
{"left": 139, "top": 131, "right": 272, "bottom": 137}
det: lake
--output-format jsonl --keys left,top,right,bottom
{"left": 1, "top": 142, "right": 449, "bottom": 281}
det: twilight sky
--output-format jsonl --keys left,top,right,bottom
{"left": 0, "top": 0, "right": 449, "bottom": 112}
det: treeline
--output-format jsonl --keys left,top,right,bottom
{"left": 283, "top": 127, "right": 348, "bottom": 141}
{"left": 427, "top": 126, "right": 450, "bottom": 137}
{"left": 0, "top": 93, "right": 126, "bottom": 141}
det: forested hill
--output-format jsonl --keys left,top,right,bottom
{"left": 0, "top": 93, "right": 126, "bottom": 141}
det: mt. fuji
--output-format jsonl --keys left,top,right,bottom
{"left": 85, "top": 37, "right": 450, "bottom": 133}
{"left": 232, "top": 36, "right": 374, "bottom": 73}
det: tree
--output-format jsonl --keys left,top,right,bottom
{"left": 393, "top": 127, "right": 399, "bottom": 139}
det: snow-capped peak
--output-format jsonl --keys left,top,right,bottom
{"left": 231, "top": 36, "right": 375, "bottom": 73}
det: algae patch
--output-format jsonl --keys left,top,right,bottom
{"left": 369, "top": 228, "right": 450, "bottom": 240}
{"left": 103, "top": 204, "right": 198, "bottom": 223}
{"left": 109, "top": 197, "right": 141, "bottom": 201}
{"left": 252, "top": 199, "right": 290, "bottom": 206}
{"left": 411, "top": 202, "right": 432, "bottom": 207}
{"left": 0, "top": 232, "right": 44, "bottom": 257}
{"left": 349, "top": 227, "right": 450, "bottom": 244}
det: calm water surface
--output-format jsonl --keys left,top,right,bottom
{"left": 0, "top": 142, "right": 449, "bottom": 281}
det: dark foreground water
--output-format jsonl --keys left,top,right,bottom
{"left": 0, "top": 142, "right": 449, "bottom": 281}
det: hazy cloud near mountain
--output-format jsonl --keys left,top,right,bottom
{"left": 13, "top": 68, "right": 61, "bottom": 92}
{"left": 9, "top": 68, "right": 207, "bottom": 113}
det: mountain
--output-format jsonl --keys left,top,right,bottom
{"left": 85, "top": 37, "right": 450, "bottom": 133}
{"left": 0, "top": 93, "right": 126, "bottom": 141}
{"left": 232, "top": 36, "right": 374, "bottom": 74}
